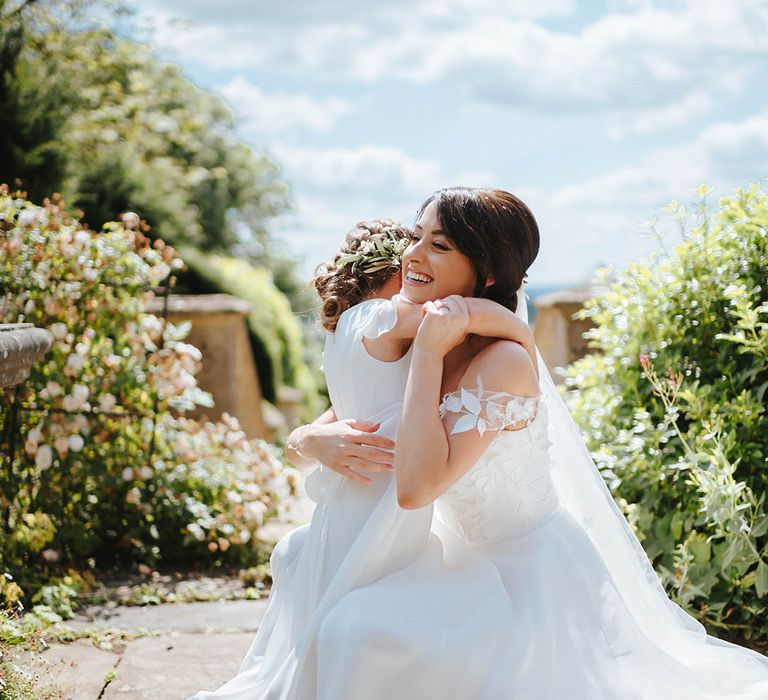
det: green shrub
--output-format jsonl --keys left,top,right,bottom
{"left": 564, "top": 183, "right": 768, "bottom": 644}
{"left": 0, "top": 188, "right": 297, "bottom": 598}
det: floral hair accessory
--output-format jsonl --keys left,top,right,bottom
{"left": 335, "top": 232, "right": 409, "bottom": 274}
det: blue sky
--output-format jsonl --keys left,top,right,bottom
{"left": 131, "top": 0, "right": 767, "bottom": 286}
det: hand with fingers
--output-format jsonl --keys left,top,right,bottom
{"left": 416, "top": 294, "right": 471, "bottom": 357}
{"left": 293, "top": 418, "right": 395, "bottom": 485}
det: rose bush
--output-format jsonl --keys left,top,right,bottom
{"left": 0, "top": 187, "right": 297, "bottom": 599}
{"left": 564, "top": 184, "right": 768, "bottom": 646}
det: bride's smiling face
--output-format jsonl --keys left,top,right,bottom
{"left": 400, "top": 201, "right": 477, "bottom": 304}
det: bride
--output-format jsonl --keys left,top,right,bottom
{"left": 311, "top": 187, "right": 768, "bottom": 699}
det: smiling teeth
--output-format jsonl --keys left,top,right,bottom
{"left": 407, "top": 271, "right": 432, "bottom": 283}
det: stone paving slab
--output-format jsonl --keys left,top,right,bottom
{"left": 25, "top": 639, "right": 120, "bottom": 699}
{"left": 102, "top": 632, "right": 254, "bottom": 700}
{"left": 69, "top": 599, "right": 269, "bottom": 633}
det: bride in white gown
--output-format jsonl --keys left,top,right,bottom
{"left": 314, "top": 188, "right": 768, "bottom": 699}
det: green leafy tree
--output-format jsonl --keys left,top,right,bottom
{"left": 564, "top": 184, "right": 768, "bottom": 646}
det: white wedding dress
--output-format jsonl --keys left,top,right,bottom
{"left": 197, "top": 291, "right": 768, "bottom": 700}
{"left": 317, "top": 384, "right": 768, "bottom": 698}
{"left": 193, "top": 298, "right": 509, "bottom": 699}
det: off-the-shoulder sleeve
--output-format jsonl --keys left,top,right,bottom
{"left": 438, "top": 377, "right": 540, "bottom": 437}
{"left": 358, "top": 294, "right": 414, "bottom": 340}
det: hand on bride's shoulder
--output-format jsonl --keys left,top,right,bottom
{"left": 464, "top": 339, "right": 540, "bottom": 398}
{"left": 414, "top": 295, "right": 470, "bottom": 356}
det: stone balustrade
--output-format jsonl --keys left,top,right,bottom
{"left": 0, "top": 323, "right": 54, "bottom": 388}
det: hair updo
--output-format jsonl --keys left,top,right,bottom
{"left": 312, "top": 219, "right": 411, "bottom": 332}
{"left": 417, "top": 187, "right": 540, "bottom": 313}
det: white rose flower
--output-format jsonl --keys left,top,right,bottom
{"left": 46, "top": 381, "right": 63, "bottom": 397}
{"left": 36, "top": 445, "right": 53, "bottom": 470}
{"left": 138, "top": 466, "right": 153, "bottom": 480}
{"left": 187, "top": 523, "right": 205, "bottom": 541}
{"left": 49, "top": 323, "right": 68, "bottom": 340}
{"left": 83, "top": 268, "right": 98, "bottom": 282}
{"left": 17, "top": 209, "right": 37, "bottom": 227}
{"left": 24, "top": 438, "right": 38, "bottom": 456}
{"left": 74, "top": 230, "right": 91, "bottom": 249}
{"left": 64, "top": 353, "right": 86, "bottom": 376}
{"left": 148, "top": 262, "right": 171, "bottom": 284}
{"left": 140, "top": 315, "right": 163, "bottom": 335}
{"left": 244, "top": 501, "right": 267, "bottom": 526}
{"left": 243, "top": 484, "right": 262, "bottom": 500}
{"left": 175, "top": 343, "right": 202, "bottom": 362}
{"left": 121, "top": 211, "right": 140, "bottom": 227}
{"left": 27, "top": 426, "right": 43, "bottom": 444}
{"left": 122, "top": 467, "right": 134, "bottom": 481}
{"left": 68, "top": 435, "right": 84, "bottom": 452}
{"left": 98, "top": 393, "right": 117, "bottom": 412}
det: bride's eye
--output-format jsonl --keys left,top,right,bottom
{"left": 432, "top": 240, "right": 450, "bottom": 251}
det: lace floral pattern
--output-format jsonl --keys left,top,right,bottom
{"left": 438, "top": 377, "right": 540, "bottom": 436}
{"left": 436, "top": 387, "right": 559, "bottom": 544}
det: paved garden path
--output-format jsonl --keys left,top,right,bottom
{"left": 29, "top": 597, "right": 270, "bottom": 699}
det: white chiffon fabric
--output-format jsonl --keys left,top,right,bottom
{"left": 192, "top": 298, "right": 509, "bottom": 699}
{"left": 195, "top": 289, "right": 768, "bottom": 700}
{"left": 314, "top": 287, "right": 768, "bottom": 699}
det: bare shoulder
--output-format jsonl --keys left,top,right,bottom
{"left": 463, "top": 340, "right": 539, "bottom": 397}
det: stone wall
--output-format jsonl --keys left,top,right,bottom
{"left": 533, "top": 285, "right": 603, "bottom": 381}
{"left": 144, "top": 294, "right": 269, "bottom": 439}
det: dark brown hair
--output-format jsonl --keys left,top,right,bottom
{"left": 312, "top": 219, "right": 411, "bottom": 332}
{"left": 416, "top": 187, "right": 540, "bottom": 312}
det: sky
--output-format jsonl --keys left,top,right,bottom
{"left": 130, "top": 0, "right": 768, "bottom": 287}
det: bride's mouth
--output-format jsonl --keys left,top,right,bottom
{"left": 404, "top": 270, "right": 434, "bottom": 286}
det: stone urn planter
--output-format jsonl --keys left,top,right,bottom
{"left": 0, "top": 323, "right": 54, "bottom": 388}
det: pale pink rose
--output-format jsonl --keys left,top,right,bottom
{"left": 122, "top": 211, "right": 140, "bottom": 227}
{"left": 35, "top": 445, "right": 53, "bottom": 470}
{"left": 125, "top": 488, "right": 141, "bottom": 504}
{"left": 41, "top": 549, "right": 60, "bottom": 563}
{"left": 122, "top": 467, "right": 135, "bottom": 481}
{"left": 64, "top": 354, "right": 85, "bottom": 376}
{"left": 54, "top": 437, "right": 69, "bottom": 456}
{"left": 46, "top": 381, "right": 63, "bottom": 397}
{"left": 24, "top": 438, "right": 38, "bottom": 456}
{"left": 98, "top": 393, "right": 117, "bottom": 412}
{"left": 138, "top": 466, "right": 153, "bottom": 480}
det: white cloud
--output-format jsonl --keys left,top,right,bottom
{"left": 273, "top": 144, "right": 443, "bottom": 196}
{"left": 608, "top": 92, "right": 712, "bottom": 140}
{"left": 268, "top": 143, "right": 496, "bottom": 274}
{"left": 217, "top": 78, "right": 354, "bottom": 135}
{"left": 525, "top": 110, "right": 768, "bottom": 284}
{"left": 140, "top": 0, "right": 768, "bottom": 114}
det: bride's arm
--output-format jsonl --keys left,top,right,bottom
{"left": 395, "top": 304, "right": 539, "bottom": 509}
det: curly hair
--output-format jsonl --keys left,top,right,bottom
{"left": 313, "top": 219, "right": 411, "bottom": 332}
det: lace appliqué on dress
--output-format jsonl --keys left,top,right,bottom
{"left": 438, "top": 378, "right": 540, "bottom": 437}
